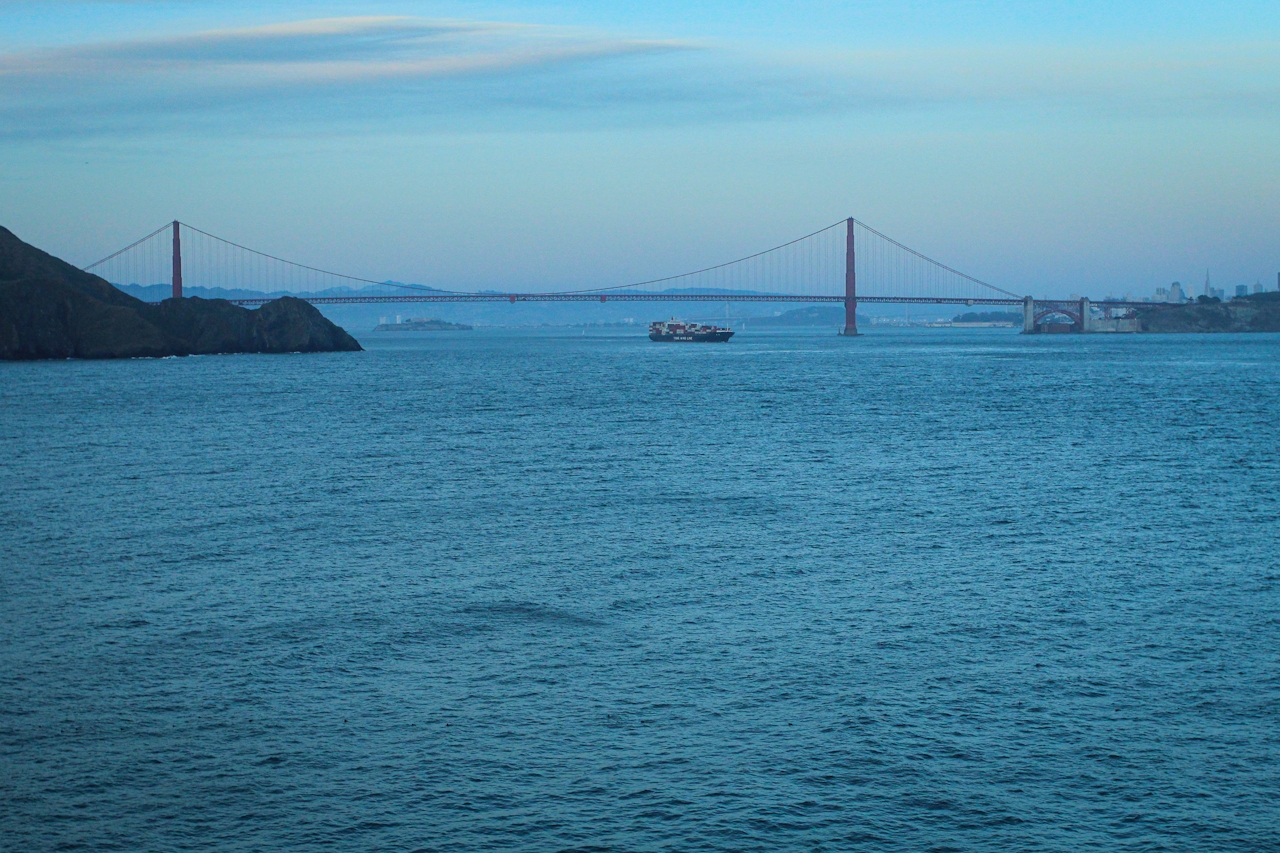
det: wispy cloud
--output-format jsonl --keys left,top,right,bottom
{"left": 0, "top": 16, "right": 694, "bottom": 137}
{"left": 2, "top": 16, "right": 1279, "bottom": 140}
{"left": 7, "top": 17, "right": 682, "bottom": 81}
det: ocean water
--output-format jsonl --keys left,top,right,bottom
{"left": 2, "top": 327, "right": 1278, "bottom": 852}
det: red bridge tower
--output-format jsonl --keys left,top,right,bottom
{"left": 842, "top": 217, "right": 857, "bottom": 335}
{"left": 171, "top": 220, "right": 183, "bottom": 300}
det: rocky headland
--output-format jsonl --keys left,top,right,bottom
{"left": 0, "top": 226, "right": 362, "bottom": 359}
{"left": 1136, "top": 293, "right": 1280, "bottom": 333}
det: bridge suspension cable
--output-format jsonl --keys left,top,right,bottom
{"left": 852, "top": 219, "right": 1019, "bottom": 299}
{"left": 83, "top": 223, "right": 173, "bottom": 271}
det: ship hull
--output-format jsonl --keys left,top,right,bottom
{"left": 649, "top": 331, "right": 735, "bottom": 342}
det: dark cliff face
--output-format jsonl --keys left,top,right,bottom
{"left": 0, "top": 226, "right": 362, "bottom": 360}
{"left": 1136, "top": 293, "right": 1280, "bottom": 333}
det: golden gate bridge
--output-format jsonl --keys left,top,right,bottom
{"left": 84, "top": 219, "right": 1142, "bottom": 334}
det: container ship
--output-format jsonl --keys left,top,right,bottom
{"left": 648, "top": 319, "right": 735, "bottom": 342}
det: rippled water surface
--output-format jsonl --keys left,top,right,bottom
{"left": 2, "top": 328, "right": 1278, "bottom": 851}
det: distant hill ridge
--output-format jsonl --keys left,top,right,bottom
{"left": 752, "top": 306, "right": 867, "bottom": 326}
{"left": 113, "top": 281, "right": 447, "bottom": 302}
{"left": 0, "top": 226, "right": 362, "bottom": 360}
{"left": 115, "top": 282, "right": 794, "bottom": 302}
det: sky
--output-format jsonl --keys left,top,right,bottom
{"left": 2, "top": 0, "right": 1279, "bottom": 297}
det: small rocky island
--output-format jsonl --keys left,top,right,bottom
{"left": 0, "top": 226, "right": 362, "bottom": 359}
{"left": 1136, "top": 293, "right": 1280, "bottom": 333}
{"left": 374, "top": 317, "right": 472, "bottom": 331}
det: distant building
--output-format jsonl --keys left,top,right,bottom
{"left": 1255, "top": 282, "right": 1265, "bottom": 294}
{"left": 1168, "top": 282, "right": 1186, "bottom": 302}
{"left": 1236, "top": 285, "right": 1250, "bottom": 298}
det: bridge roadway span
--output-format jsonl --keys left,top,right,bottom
{"left": 226, "top": 293, "right": 1149, "bottom": 311}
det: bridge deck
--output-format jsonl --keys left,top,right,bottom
{"left": 220, "top": 293, "right": 1150, "bottom": 309}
